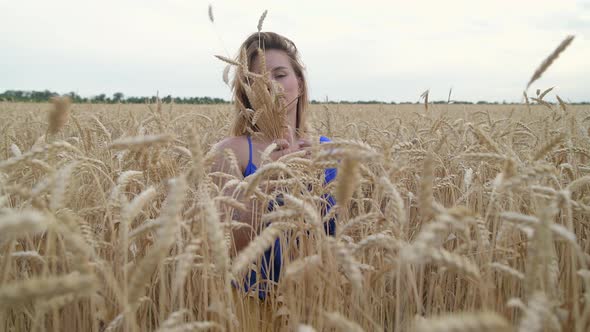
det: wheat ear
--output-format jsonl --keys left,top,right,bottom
{"left": 526, "top": 35, "right": 574, "bottom": 89}
{"left": 414, "top": 311, "right": 511, "bottom": 332}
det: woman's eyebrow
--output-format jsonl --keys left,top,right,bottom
{"left": 271, "top": 66, "right": 289, "bottom": 72}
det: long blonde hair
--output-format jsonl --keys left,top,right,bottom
{"left": 230, "top": 32, "right": 309, "bottom": 138}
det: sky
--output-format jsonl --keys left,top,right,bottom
{"left": 1, "top": 0, "right": 589, "bottom": 102}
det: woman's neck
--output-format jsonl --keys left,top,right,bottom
{"left": 286, "top": 108, "right": 298, "bottom": 141}
{"left": 250, "top": 108, "right": 299, "bottom": 144}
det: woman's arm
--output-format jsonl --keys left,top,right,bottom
{"left": 209, "top": 138, "right": 258, "bottom": 257}
{"left": 209, "top": 137, "right": 306, "bottom": 255}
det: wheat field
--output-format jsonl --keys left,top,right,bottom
{"left": 0, "top": 100, "right": 589, "bottom": 332}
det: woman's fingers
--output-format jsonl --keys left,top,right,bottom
{"left": 298, "top": 138, "right": 312, "bottom": 148}
{"left": 300, "top": 146, "right": 312, "bottom": 158}
{"left": 268, "top": 136, "right": 312, "bottom": 161}
{"left": 273, "top": 138, "right": 290, "bottom": 151}
{"left": 270, "top": 144, "right": 302, "bottom": 160}
{"left": 271, "top": 146, "right": 294, "bottom": 156}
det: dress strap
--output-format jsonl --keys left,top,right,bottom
{"left": 247, "top": 135, "right": 253, "bottom": 165}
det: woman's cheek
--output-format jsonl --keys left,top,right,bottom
{"left": 284, "top": 77, "right": 298, "bottom": 94}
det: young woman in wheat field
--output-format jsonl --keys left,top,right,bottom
{"left": 211, "top": 32, "right": 336, "bottom": 310}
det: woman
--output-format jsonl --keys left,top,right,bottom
{"left": 211, "top": 32, "right": 336, "bottom": 299}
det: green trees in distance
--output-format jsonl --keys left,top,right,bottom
{"left": 1, "top": 89, "right": 588, "bottom": 105}
{"left": 0, "top": 90, "right": 229, "bottom": 104}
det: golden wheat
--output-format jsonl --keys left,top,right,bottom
{"left": 0, "top": 101, "right": 589, "bottom": 332}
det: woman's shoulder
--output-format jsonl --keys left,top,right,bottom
{"left": 210, "top": 135, "right": 250, "bottom": 171}
{"left": 213, "top": 135, "right": 248, "bottom": 151}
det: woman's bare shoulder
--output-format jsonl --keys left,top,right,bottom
{"left": 210, "top": 136, "right": 250, "bottom": 172}
{"left": 209, "top": 136, "right": 249, "bottom": 176}
{"left": 212, "top": 135, "right": 248, "bottom": 152}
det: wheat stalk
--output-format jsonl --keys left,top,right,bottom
{"left": 414, "top": 312, "right": 511, "bottom": 332}
{"left": 526, "top": 35, "right": 574, "bottom": 89}
{"left": 231, "top": 225, "right": 281, "bottom": 276}
{"left": 257, "top": 10, "right": 268, "bottom": 32}
{"left": 47, "top": 96, "right": 72, "bottom": 135}
{"left": 323, "top": 311, "right": 365, "bottom": 332}
{"left": 207, "top": 4, "right": 214, "bottom": 23}
{"left": 335, "top": 156, "right": 360, "bottom": 207}
{"left": 0, "top": 272, "right": 95, "bottom": 306}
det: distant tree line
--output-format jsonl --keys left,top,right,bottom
{"left": 0, "top": 90, "right": 228, "bottom": 104}
{"left": 2, "top": 90, "right": 588, "bottom": 105}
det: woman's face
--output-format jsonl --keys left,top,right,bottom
{"left": 252, "top": 49, "right": 301, "bottom": 115}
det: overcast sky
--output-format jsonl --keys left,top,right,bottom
{"left": 1, "top": 0, "right": 589, "bottom": 102}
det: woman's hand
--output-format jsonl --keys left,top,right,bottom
{"left": 269, "top": 137, "right": 312, "bottom": 160}
{"left": 297, "top": 138, "right": 312, "bottom": 149}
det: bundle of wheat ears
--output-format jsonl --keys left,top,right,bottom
{"left": 216, "top": 46, "right": 289, "bottom": 142}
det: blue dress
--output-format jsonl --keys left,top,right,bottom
{"left": 240, "top": 135, "right": 337, "bottom": 299}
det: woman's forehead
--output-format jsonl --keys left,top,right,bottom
{"left": 253, "top": 49, "right": 293, "bottom": 71}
